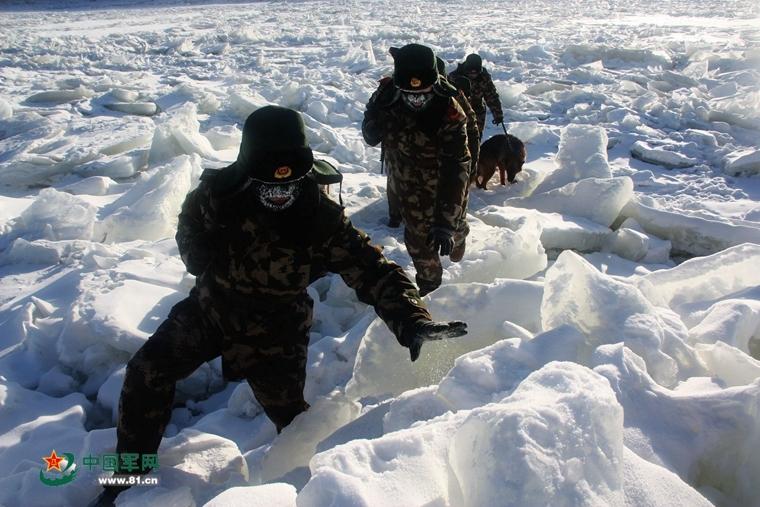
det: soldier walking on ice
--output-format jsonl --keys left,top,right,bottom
{"left": 448, "top": 53, "right": 504, "bottom": 140}
{"left": 90, "top": 105, "right": 467, "bottom": 507}
{"left": 362, "top": 43, "right": 471, "bottom": 296}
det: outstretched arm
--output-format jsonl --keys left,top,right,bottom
{"left": 326, "top": 211, "right": 429, "bottom": 337}
{"left": 325, "top": 210, "right": 467, "bottom": 360}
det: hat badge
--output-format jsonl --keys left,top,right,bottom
{"left": 410, "top": 77, "right": 422, "bottom": 88}
{"left": 274, "top": 166, "right": 292, "bottom": 179}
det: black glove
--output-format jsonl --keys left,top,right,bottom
{"left": 365, "top": 84, "right": 398, "bottom": 124}
{"left": 492, "top": 116, "right": 504, "bottom": 125}
{"left": 370, "top": 78, "right": 400, "bottom": 109}
{"left": 364, "top": 100, "right": 380, "bottom": 121}
{"left": 406, "top": 321, "right": 468, "bottom": 362}
{"left": 428, "top": 227, "right": 454, "bottom": 256}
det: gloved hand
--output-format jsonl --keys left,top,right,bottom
{"left": 364, "top": 100, "right": 380, "bottom": 121}
{"left": 365, "top": 84, "right": 398, "bottom": 123}
{"left": 428, "top": 227, "right": 454, "bottom": 256}
{"left": 406, "top": 321, "right": 468, "bottom": 362}
{"left": 373, "top": 78, "right": 400, "bottom": 109}
{"left": 492, "top": 116, "right": 504, "bottom": 125}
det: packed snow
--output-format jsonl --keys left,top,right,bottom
{"left": 1, "top": 0, "right": 759, "bottom": 506}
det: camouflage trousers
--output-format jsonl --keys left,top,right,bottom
{"left": 116, "top": 291, "right": 311, "bottom": 461}
{"left": 454, "top": 181, "right": 472, "bottom": 263}
{"left": 475, "top": 110, "right": 487, "bottom": 142}
{"left": 387, "top": 168, "right": 402, "bottom": 224}
{"left": 467, "top": 132, "right": 480, "bottom": 185}
{"left": 404, "top": 221, "right": 468, "bottom": 295}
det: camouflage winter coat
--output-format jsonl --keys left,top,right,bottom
{"left": 362, "top": 79, "right": 471, "bottom": 235}
{"left": 176, "top": 165, "right": 431, "bottom": 348}
{"left": 449, "top": 66, "right": 502, "bottom": 118}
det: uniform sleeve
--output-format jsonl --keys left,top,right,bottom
{"left": 435, "top": 98, "right": 471, "bottom": 232}
{"left": 483, "top": 71, "right": 503, "bottom": 120}
{"left": 458, "top": 92, "right": 480, "bottom": 145}
{"left": 362, "top": 78, "right": 394, "bottom": 147}
{"left": 362, "top": 102, "right": 384, "bottom": 147}
{"left": 325, "top": 212, "right": 432, "bottom": 346}
{"left": 176, "top": 184, "right": 216, "bottom": 276}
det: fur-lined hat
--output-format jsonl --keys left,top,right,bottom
{"left": 462, "top": 53, "right": 483, "bottom": 73}
{"left": 237, "top": 106, "right": 314, "bottom": 183}
{"left": 391, "top": 43, "right": 438, "bottom": 91}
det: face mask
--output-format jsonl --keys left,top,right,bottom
{"left": 252, "top": 180, "right": 303, "bottom": 211}
{"left": 401, "top": 90, "right": 434, "bottom": 112}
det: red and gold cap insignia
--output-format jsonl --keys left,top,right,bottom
{"left": 410, "top": 77, "right": 422, "bottom": 88}
{"left": 274, "top": 166, "right": 292, "bottom": 179}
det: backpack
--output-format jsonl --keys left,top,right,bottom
{"left": 312, "top": 159, "right": 342, "bottom": 185}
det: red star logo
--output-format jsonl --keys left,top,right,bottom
{"left": 43, "top": 450, "right": 64, "bottom": 472}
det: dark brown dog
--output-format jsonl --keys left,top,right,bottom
{"left": 473, "top": 134, "right": 526, "bottom": 189}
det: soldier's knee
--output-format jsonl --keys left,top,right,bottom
{"left": 417, "top": 278, "right": 440, "bottom": 297}
{"left": 125, "top": 349, "right": 167, "bottom": 388}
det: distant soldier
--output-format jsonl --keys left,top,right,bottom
{"left": 362, "top": 44, "right": 471, "bottom": 295}
{"left": 449, "top": 53, "right": 503, "bottom": 140}
{"left": 90, "top": 105, "right": 467, "bottom": 507}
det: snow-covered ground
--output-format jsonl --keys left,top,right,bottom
{"left": 1, "top": 0, "right": 760, "bottom": 505}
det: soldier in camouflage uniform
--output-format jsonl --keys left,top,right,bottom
{"left": 382, "top": 48, "right": 403, "bottom": 229}
{"left": 437, "top": 57, "right": 480, "bottom": 186}
{"left": 90, "top": 105, "right": 467, "bottom": 507}
{"left": 448, "top": 53, "right": 503, "bottom": 140}
{"left": 363, "top": 44, "right": 471, "bottom": 295}
{"left": 436, "top": 57, "right": 478, "bottom": 260}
